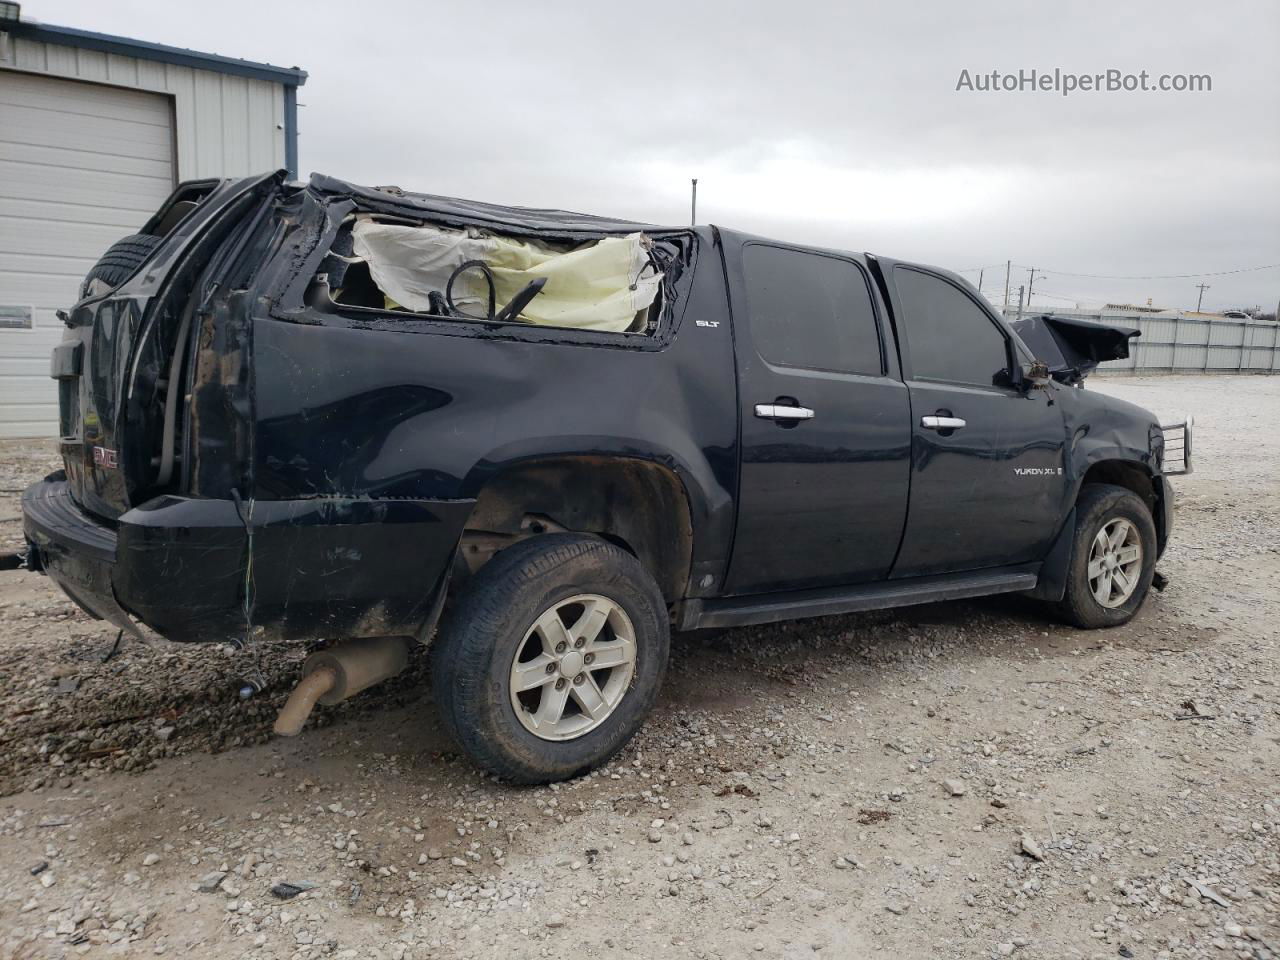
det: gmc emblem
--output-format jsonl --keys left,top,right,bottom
{"left": 93, "top": 446, "right": 118, "bottom": 469}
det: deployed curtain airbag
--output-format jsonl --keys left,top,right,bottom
{"left": 350, "top": 221, "right": 662, "bottom": 332}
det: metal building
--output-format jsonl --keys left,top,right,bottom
{"left": 0, "top": 12, "right": 306, "bottom": 437}
{"left": 1000, "top": 305, "right": 1280, "bottom": 376}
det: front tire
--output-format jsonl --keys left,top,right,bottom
{"left": 1056, "top": 483, "right": 1157, "bottom": 628}
{"left": 430, "top": 534, "right": 670, "bottom": 783}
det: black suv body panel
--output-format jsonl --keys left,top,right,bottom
{"left": 21, "top": 173, "right": 1174, "bottom": 644}
{"left": 24, "top": 471, "right": 473, "bottom": 643}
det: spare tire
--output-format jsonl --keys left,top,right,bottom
{"left": 80, "top": 234, "right": 163, "bottom": 299}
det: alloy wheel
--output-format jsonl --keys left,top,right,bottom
{"left": 1087, "top": 518, "right": 1143, "bottom": 608}
{"left": 508, "top": 594, "right": 637, "bottom": 741}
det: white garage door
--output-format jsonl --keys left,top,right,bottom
{"left": 0, "top": 70, "right": 175, "bottom": 438}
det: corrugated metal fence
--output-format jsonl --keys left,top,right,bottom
{"left": 1001, "top": 308, "right": 1280, "bottom": 375}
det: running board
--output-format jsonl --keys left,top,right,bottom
{"left": 678, "top": 566, "right": 1041, "bottom": 631}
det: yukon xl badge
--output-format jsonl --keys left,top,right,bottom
{"left": 93, "top": 446, "right": 119, "bottom": 469}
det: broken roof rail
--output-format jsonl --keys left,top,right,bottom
{"left": 307, "top": 173, "right": 674, "bottom": 237}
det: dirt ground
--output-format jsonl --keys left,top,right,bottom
{"left": 0, "top": 375, "right": 1275, "bottom": 960}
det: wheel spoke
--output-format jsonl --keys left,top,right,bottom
{"left": 1107, "top": 521, "right": 1129, "bottom": 550}
{"left": 1093, "top": 570, "right": 1114, "bottom": 604}
{"left": 531, "top": 681, "right": 570, "bottom": 730}
{"left": 570, "top": 674, "right": 608, "bottom": 719}
{"left": 511, "top": 654, "right": 557, "bottom": 692}
{"left": 1116, "top": 544, "right": 1141, "bottom": 565}
{"left": 1087, "top": 557, "right": 1105, "bottom": 580}
{"left": 532, "top": 608, "right": 572, "bottom": 653}
{"left": 584, "top": 638, "right": 634, "bottom": 669}
{"left": 571, "top": 597, "right": 611, "bottom": 645}
{"left": 1112, "top": 566, "right": 1133, "bottom": 596}
{"left": 1092, "top": 530, "right": 1111, "bottom": 556}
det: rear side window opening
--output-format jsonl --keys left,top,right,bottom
{"left": 306, "top": 213, "right": 687, "bottom": 338}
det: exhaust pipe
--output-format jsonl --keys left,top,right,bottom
{"left": 273, "top": 637, "right": 410, "bottom": 736}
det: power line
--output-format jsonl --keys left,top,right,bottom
{"left": 1022, "top": 289, "right": 1080, "bottom": 302}
{"left": 957, "top": 262, "right": 1280, "bottom": 281}
{"left": 1013, "top": 262, "right": 1280, "bottom": 281}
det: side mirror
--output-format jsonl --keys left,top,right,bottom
{"left": 1022, "top": 360, "right": 1052, "bottom": 391}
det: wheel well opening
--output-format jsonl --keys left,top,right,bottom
{"left": 1081, "top": 460, "right": 1154, "bottom": 505}
{"left": 1080, "top": 459, "right": 1165, "bottom": 549}
{"left": 460, "top": 457, "right": 693, "bottom": 601}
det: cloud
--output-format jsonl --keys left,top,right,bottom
{"left": 34, "top": 0, "right": 1280, "bottom": 310}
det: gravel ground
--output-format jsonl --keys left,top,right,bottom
{"left": 0, "top": 374, "right": 1276, "bottom": 960}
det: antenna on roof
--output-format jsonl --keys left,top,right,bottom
{"left": 691, "top": 179, "right": 698, "bottom": 226}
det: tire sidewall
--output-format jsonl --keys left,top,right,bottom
{"left": 1067, "top": 486, "right": 1157, "bottom": 627}
{"left": 438, "top": 536, "right": 669, "bottom": 782}
{"left": 82, "top": 234, "right": 162, "bottom": 296}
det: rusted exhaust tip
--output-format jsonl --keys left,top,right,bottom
{"left": 273, "top": 637, "right": 411, "bottom": 737}
{"left": 273, "top": 666, "right": 337, "bottom": 737}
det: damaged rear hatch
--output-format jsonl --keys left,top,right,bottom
{"left": 56, "top": 172, "right": 284, "bottom": 520}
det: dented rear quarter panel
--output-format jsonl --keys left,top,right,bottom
{"left": 247, "top": 195, "right": 740, "bottom": 601}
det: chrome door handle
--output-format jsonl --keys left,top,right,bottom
{"left": 755, "top": 403, "right": 815, "bottom": 420}
{"left": 921, "top": 415, "right": 966, "bottom": 430}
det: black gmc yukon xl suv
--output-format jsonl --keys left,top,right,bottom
{"left": 22, "top": 171, "right": 1189, "bottom": 782}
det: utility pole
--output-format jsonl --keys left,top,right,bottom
{"left": 1026, "top": 267, "right": 1037, "bottom": 309}
{"left": 690, "top": 178, "right": 698, "bottom": 226}
{"left": 1016, "top": 284, "right": 1025, "bottom": 322}
{"left": 1003, "top": 260, "right": 1011, "bottom": 309}
{"left": 1195, "top": 283, "right": 1210, "bottom": 312}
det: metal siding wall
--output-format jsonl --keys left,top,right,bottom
{"left": 2, "top": 36, "right": 286, "bottom": 179}
{"left": 0, "top": 37, "right": 287, "bottom": 437}
{"left": 1003, "top": 306, "right": 1280, "bottom": 375}
{"left": 1, "top": 67, "right": 176, "bottom": 433}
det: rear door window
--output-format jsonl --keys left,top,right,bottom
{"left": 743, "top": 244, "right": 883, "bottom": 376}
{"left": 894, "top": 267, "right": 1009, "bottom": 387}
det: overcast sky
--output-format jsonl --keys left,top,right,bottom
{"left": 38, "top": 0, "right": 1280, "bottom": 312}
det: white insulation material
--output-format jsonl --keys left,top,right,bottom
{"left": 351, "top": 220, "right": 662, "bottom": 332}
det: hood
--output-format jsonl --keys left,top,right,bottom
{"left": 1010, "top": 314, "right": 1140, "bottom": 384}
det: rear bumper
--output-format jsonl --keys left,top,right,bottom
{"left": 23, "top": 473, "right": 472, "bottom": 643}
{"left": 22, "top": 472, "right": 142, "bottom": 637}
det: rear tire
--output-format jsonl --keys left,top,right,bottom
{"left": 1055, "top": 483, "right": 1157, "bottom": 628}
{"left": 80, "top": 234, "right": 162, "bottom": 298}
{"left": 430, "top": 533, "right": 670, "bottom": 783}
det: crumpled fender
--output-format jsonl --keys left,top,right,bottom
{"left": 1060, "top": 388, "right": 1162, "bottom": 497}
{"left": 1032, "top": 385, "right": 1173, "bottom": 597}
